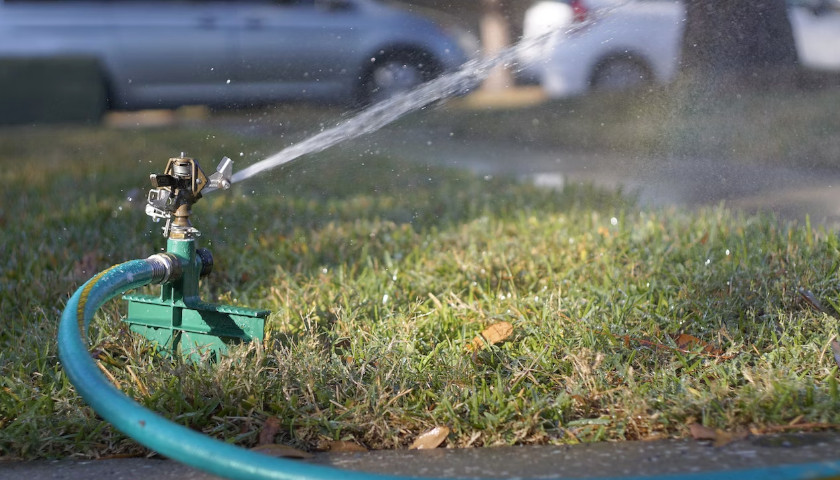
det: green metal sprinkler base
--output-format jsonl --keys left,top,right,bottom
{"left": 123, "top": 236, "right": 269, "bottom": 362}
{"left": 123, "top": 293, "right": 268, "bottom": 361}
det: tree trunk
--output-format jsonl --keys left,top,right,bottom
{"left": 680, "top": 0, "right": 799, "bottom": 89}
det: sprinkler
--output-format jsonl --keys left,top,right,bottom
{"left": 122, "top": 154, "right": 268, "bottom": 361}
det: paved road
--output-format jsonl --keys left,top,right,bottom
{"left": 3, "top": 432, "right": 840, "bottom": 479}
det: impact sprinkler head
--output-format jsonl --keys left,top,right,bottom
{"left": 145, "top": 155, "right": 233, "bottom": 238}
{"left": 124, "top": 154, "right": 267, "bottom": 362}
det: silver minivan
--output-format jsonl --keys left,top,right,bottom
{"left": 0, "top": 0, "right": 475, "bottom": 109}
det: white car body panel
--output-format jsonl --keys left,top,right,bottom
{"left": 522, "top": 0, "right": 840, "bottom": 99}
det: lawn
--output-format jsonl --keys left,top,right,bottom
{"left": 1, "top": 87, "right": 840, "bottom": 459}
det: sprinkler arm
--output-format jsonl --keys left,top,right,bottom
{"left": 205, "top": 156, "right": 233, "bottom": 192}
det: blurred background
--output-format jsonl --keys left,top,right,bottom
{"left": 1, "top": 0, "right": 838, "bottom": 121}
{"left": 1, "top": 0, "right": 839, "bottom": 222}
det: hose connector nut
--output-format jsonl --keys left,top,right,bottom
{"left": 147, "top": 252, "right": 183, "bottom": 285}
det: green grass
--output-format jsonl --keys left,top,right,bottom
{"left": 1, "top": 88, "right": 840, "bottom": 459}
{"left": 421, "top": 83, "right": 840, "bottom": 168}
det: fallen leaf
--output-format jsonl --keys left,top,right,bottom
{"left": 409, "top": 426, "right": 450, "bottom": 449}
{"left": 327, "top": 440, "right": 368, "bottom": 453}
{"left": 688, "top": 423, "right": 717, "bottom": 441}
{"left": 711, "top": 430, "right": 745, "bottom": 448}
{"left": 672, "top": 333, "right": 725, "bottom": 356}
{"left": 467, "top": 322, "right": 513, "bottom": 352}
{"left": 688, "top": 423, "right": 745, "bottom": 447}
{"left": 831, "top": 339, "right": 840, "bottom": 369}
{"left": 259, "top": 416, "right": 282, "bottom": 445}
{"left": 618, "top": 333, "right": 733, "bottom": 360}
{"left": 251, "top": 444, "right": 313, "bottom": 459}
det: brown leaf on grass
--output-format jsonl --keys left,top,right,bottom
{"left": 617, "top": 333, "right": 733, "bottom": 360}
{"left": 672, "top": 333, "right": 725, "bottom": 356}
{"left": 327, "top": 440, "right": 368, "bottom": 453}
{"left": 688, "top": 423, "right": 717, "bottom": 441}
{"left": 467, "top": 322, "right": 513, "bottom": 352}
{"left": 831, "top": 339, "right": 840, "bottom": 369}
{"left": 251, "top": 444, "right": 313, "bottom": 459}
{"left": 409, "top": 426, "right": 450, "bottom": 449}
{"left": 259, "top": 416, "right": 282, "bottom": 445}
{"left": 688, "top": 423, "right": 746, "bottom": 447}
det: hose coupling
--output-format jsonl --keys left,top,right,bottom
{"left": 146, "top": 252, "right": 182, "bottom": 285}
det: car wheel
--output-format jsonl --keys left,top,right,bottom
{"left": 590, "top": 56, "right": 652, "bottom": 92}
{"left": 359, "top": 51, "right": 440, "bottom": 105}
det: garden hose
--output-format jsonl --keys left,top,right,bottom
{"left": 59, "top": 260, "right": 840, "bottom": 480}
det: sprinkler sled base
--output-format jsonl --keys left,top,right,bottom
{"left": 123, "top": 292, "right": 269, "bottom": 362}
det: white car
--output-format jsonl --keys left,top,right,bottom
{"left": 519, "top": 0, "right": 840, "bottom": 98}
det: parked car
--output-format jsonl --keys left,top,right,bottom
{"left": 0, "top": 0, "right": 476, "bottom": 110}
{"left": 518, "top": 0, "right": 840, "bottom": 98}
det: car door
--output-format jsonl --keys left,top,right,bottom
{"left": 109, "top": 0, "right": 237, "bottom": 108}
{"left": 0, "top": 1, "right": 117, "bottom": 59}
{"left": 232, "top": 0, "right": 364, "bottom": 102}
{"left": 789, "top": 0, "right": 840, "bottom": 71}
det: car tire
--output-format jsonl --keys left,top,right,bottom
{"left": 358, "top": 50, "right": 441, "bottom": 105}
{"left": 590, "top": 56, "right": 653, "bottom": 92}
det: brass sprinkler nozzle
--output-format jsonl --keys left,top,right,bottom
{"left": 145, "top": 155, "right": 233, "bottom": 238}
